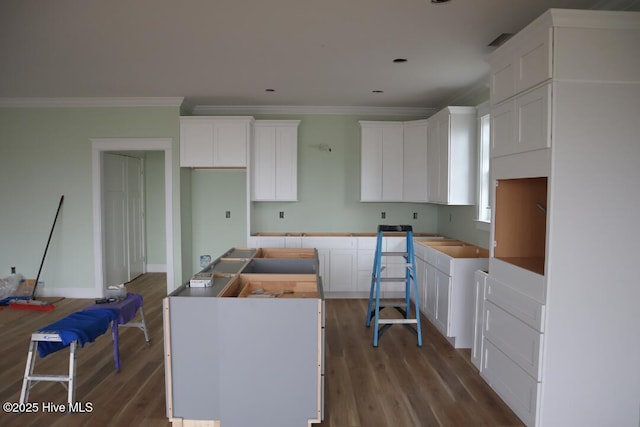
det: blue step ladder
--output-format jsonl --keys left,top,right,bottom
{"left": 366, "top": 225, "right": 423, "bottom": 347}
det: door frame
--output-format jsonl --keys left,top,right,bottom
{"left": 92, "top": 138, "right": 174, "bottom": 296}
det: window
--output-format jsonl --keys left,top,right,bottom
{"left": 476, "top": 105, "right": 491, "bottom": 226}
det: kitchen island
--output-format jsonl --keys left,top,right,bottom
{"left": 163, "top": 248, "right": 324, "bottom": 427}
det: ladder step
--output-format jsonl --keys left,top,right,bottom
{"left": 382, "top": 251, "right": 408, "bottom": 257}
{"left": 378, "top": 277, "right": 409, "bottom": 282}
{"left": 377, "top": 319, "right": 418, "bottom": 325}
{"left": 377, "top": 302, "right": 407, "bottom": 308}
{"left": 25, "top": 374, "right": 72, "bottom": 382}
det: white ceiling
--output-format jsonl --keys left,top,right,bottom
{"left": 1, "top": 0, "right": 638, "bottom": 112}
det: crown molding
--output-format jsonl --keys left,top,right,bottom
{"left": 190, "top": 104, "right": 435, "bottom": 117}
{"left": 0, "top": 97, "right": 184, "bottom": 108}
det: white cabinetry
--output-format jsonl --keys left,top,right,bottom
{"left": 300, "top": 237, "right": 357, "bottom": 294}
{"left": 359, "top": 121, "right": 404, "bottom": 201}
{"left": 402, "top": 120, "right": 429, "bottom": 202}
{"left": 251, "top": 120, "right": 299, "bottom": 201}
{"left": 415, "top": 241, "right": 489, "bottom": 348}
{"left": 471, "top": 270, "right": 488, "bottom": 371}
{"left": 180, "top": 116, "right": 252, "bottom": 167}
{"left": 485, "top": 9, "right": 640, "bottom": 427}
{"left": 426, "top": 107, "right": 477, "bottom": 205}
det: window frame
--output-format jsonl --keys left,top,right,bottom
{"left": 475, "top": 102, "right": 491, "bottom": 230}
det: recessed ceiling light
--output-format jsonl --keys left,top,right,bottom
{"left": 372, "top": 90, "right": 384, "bottom": 94}
{"left": 393, "top": 58, "right": 408, "bottom": 63}
{"left": 265, "top": 88, "right": 275, "bottom": 92}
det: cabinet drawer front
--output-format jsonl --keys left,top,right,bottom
{"left": 356, "top": 237, "right": 378, "bottom": 250}
{"left": 486, "top": 276, "right": 545, "bottom": 332}
{"left": 484, "top": 301, "right": 543, "bottom": 380}
{"left": 481, "top": 339, "right": 540, "bottom": 427}
{"left": 301, "top": 237, "right": 356, "bottom": 250}
{"left": 435, "top": 252, "right": 452, "bottom": 275}
{"left": 516, "top": 83, "right": 551, "bottom": 154}
{"left": 250, "top": 236, "right": 286, "bottom": 248}
{"left": 414, "top": 241, "right": 427, "bottom": 261}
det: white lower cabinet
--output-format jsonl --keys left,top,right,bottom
{"left": 416, "top": 240, "right": 488, "bottom": 348}
{"left": 424, "top": 263, "right": 437, "bottom": 321}
{"left": 482, "top": 339, "right": 541, "bottom": 427}
{"left": 315, "top": 249, "right": 331, "bottom": 291}
{"left": 471, "top": 270, "right": 488, "bottom": 371}
{"left": 328, "top": 249, "right": 357, "bottom": 293}
{"left": 481, "top": 274, "right": 545, "bottom": 426}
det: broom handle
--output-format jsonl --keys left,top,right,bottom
{"left": 32, "top": 195, "right": 64, "bottom": 298}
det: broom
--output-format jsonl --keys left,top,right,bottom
{"left": 8, "top": 195, "right": 65, "bottom": 311}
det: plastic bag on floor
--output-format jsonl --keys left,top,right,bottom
{"left": 0, "top": 273, "right": 23, "bottom": 300}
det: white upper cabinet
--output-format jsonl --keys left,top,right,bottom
{"left": 491, "top": 84, "right": 551, "bottom": 158}
{"left": 490, "top": 21, "right": 552, "bottom": 105}
{"left": 359, "top": 121, "right": 404, "bottom": 202}
{"left": 180, "top": 116, "right": 253, "bottom": 168}
{"left": 251, "top": 120, "right": 300, "bottom": 202}
{"left": 402, "top": 120, "right": 429, "bottom": 202}
{"left": 426, "top": 107, "right": 477, "bottom": 205}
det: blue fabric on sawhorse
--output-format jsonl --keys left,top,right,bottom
{"left": 36, "top": 308, "right": 119, "bottom": 358}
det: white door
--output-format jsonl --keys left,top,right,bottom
{"left": 127, "top": 157, "right": 145, "bottom": 280}
{"left": 104, "top": 154, "right": 129, "bottom": 286}
{"left": 104, "top": 153, "right": 146, "bottom": 287}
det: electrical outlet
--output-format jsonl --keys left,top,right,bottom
{"left": 279, "top": 211, "right": 285, "bottom": 219}
{"left": 225, "top": 211, "right": 231, "bottom": 218}
{"left": 413, "top": 212, "right": 418, "bottom": 220}
{"left": 381, "top": 211, "right": 386, "bottom": 219}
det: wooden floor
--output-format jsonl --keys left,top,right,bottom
{"left": 0, "top": 274, "right": 523, "bottom": 426}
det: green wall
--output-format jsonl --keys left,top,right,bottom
{"left": 0, "top": 106, "right": 183, "bottom": 294}
{"left": 191, "top": 170, "right": 247, "bottom": 272}
{"left": 437, "top": 205, "right": 490, "bottom": 248}
{"left": 144, "top": 151, "right": 166, "bottom": 265}
{"left": 249, "top": 114, "right": 439, "bottom": 234}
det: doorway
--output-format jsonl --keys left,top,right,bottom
{"left": 103, "top": 153, "right": 145, "bottom": 286}
{"left": 92, "top": 138, "right": 174, "bottom": 296}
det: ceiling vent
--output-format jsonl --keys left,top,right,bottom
{"left": 488, "top": 33, "right": 514, "bottom": 47}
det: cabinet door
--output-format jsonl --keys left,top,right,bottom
{"left": 491, "top": 100, "right": 516, "bottom": 158}
{"left": 425, "top": 263, "right": 437, "bottom": 321}
{"left": 403, "top": 121, "right": 429, "bottom": 202}
{"left": 275, "top": 126, "right": 298, "bottom": 201}
{"left": 360, "top": 122, "right": 403, "bottom": 202}
{"left": 180, "top": 120, "right": 214, "bottom": 167}
{"left": 436, "top": 114, "right": 450, "bottom": 203}
{"left": 434, "top": 270, "right": 452, "bottom": 336}
{"left": 426, "top": 117, "right": 442, "bottom": 203}
{"left": 415, "top": 257, "right": 427, "bottom": 313}
{"left": 360, "top": 125, "right": 383, "bottom": 201}
{"left": 472, "top": 270, "right": 488, "bottom": 370}
{"left": 329, "top": 250, "right": 357, "bottom": 292}
{"left": 516, "top": 84, "right": 551, "bottom": 154}
{"left": 381, "top": 125, "right": 404, "bottom": 201}
{"left": 316, "top": 249, "right": 331, "bottom": 292}
{"left": 213, "top": 119, "right": 248, "bottom": 167}
{"left": 252, "top": 126, "right": 277, "bottom": 200}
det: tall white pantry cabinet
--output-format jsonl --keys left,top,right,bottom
{"left": 484, "top": 9, "right": 640, "bottom": 427}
